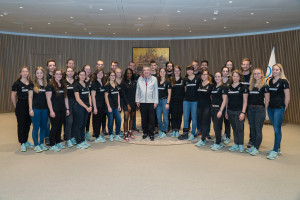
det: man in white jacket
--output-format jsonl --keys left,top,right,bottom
{"left": 136, "top": 66, "right": 158, "bottom": 141}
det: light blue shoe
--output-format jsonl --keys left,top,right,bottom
{"left": 40, "top": 144, "right": 48, "bottom": 151}
{"left": 66, "top": 140, "right": 73, "bottom": 148}
{"left": 83, "top": 141, "right": 91, "bottom": 147}
{"left": 158, "top": 131, "right": 163, "bottom": 138}
{"left": 175, "top": 131, "right": 179, "bottom": 138}
{"left": 267, "top": 151, "right": 278, "bottom": 160}
{"left": 250, "top": 148, "right": 259, "bottom": 156}
{"left": 223, "top": 138, "right": 230, "bottom": 145}
{"left": 56, "top": 143, "right": 66, "bottom": 149}
{"left": 34, "top": 145, "right": 42, "bottom": 153}
{"left": 211, "top": 143, "right": 223, "bottom": 151}
{"left": 71, "top": 137, "right": 77, "bottom": 145}
{"left": 212, "top": 138, "right": 216, "bottom": 143}
{"left": 268, "top": 149, "right": 281, "bottom": 155}
{"left": 171, "top": 131, "right": 176, "bottom": 138}
{"left": 95, "top": 135, "right": 106, "bottom": 143}
{"left": 114, "top": 135, "right": 123, "bottom": 141}
{"left": 85, "top": 132, "right": 90, "bottom": 140}
{"left": 222, "top": 134, "right": 227, "bottom": 141}
{"left": 239, "top": 145, "right": 245, "bottom": 153}
{"left": 21, "top": 143, "right": 27, "bottom": 152}
{"left": 160, "top": 132, "right": 166, "bottom": 139}
{"left": 49, "top": 145, "right": 60, "bottom": 152}
{"left": 76, "top": 142, "right": 87, "bottom": 149}
{"left": 195, "top": 139, "right": 206, "bottom": 147}
{"left": 188, "top": 134, "right": 195, "bottom": 141}
{"left": 24, "top": 141, "right": 34, "bottom": 147}
{"left": 109, "top": 135, "right": 114, "bottom": 142}
{"left": 246, "top": 146, "right": 255, "bottom": 153}
{"left": 229, "top": 144, "right": 239, "bottom": 151}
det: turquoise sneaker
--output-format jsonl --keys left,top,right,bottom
{"left": 195, "top": 139, "right": 206, "bottom": 147}
{"left": 85, "top": 132, "right": 90, "bottom": 140}
{"left": 109, "top": 135, "right": 114, "bottom": 142}
{"left": 49, "top": 145, "right": 60, "bottom": 152}
{"left": 175, "top": 131, "right": 179, "bottom": 137}
{"left": 239, "top": 145, "right": 245, "bottom": 153}
{"left": 71, "top": 137, "right": 77, "bottom": 145}
{"left": 229, "top": 144, "right": 239, "bottom": 151}
{"left": 40, "top": 144, "right": 48, "bottom": 151}
{"left": 20, "top": 143, "right": 27, "bottom": 152}
{"left": 212, "top": 138, "right": 216, "bottom": 143}
{"left": 83, "top": 141, "right": 91, "bottom": 147}
{"left": 267, "top": 151, "right": 278, "bottom": 160}
{"left": 66, "top": 140, "right": 73, "bottom": 148}
{"left": 158, "top": 131, "right": 163, "bottom": 138}
{"left": 222, "top": 134, "right": 226, "bottom": 141}
{"left": 188, "top": 134, "right": 195, "bottom": 141}
{"left": 250, "top": 148, "right": 259, "bottom": 156}
{"left": 95, "top": 136, "right": 106, "bottom": 143}
{"left": 223, "top": 138, "right": 230, "bottom": 145}
{"left": 114, "top": 135, "right": 123, "bottom": 141}
{"left": 268, "top": 149, "right": 281, "bottom": 155}
{"left": 211, "top": 143, "right": 223, "bottom": 151}
{"left": 25, "top": 141, "right": 33, "bottom": 147}
{"left": 171, "top": 131, "right": 176, "bottom": 138}
{"left": 34, "top": 145, "right": 42, "bottom": 153}
{"left": 246, "top": 146, "right": 255, "bottom": 154}
{"left": 160, "top": 132, "right": 166, "bottom": 139}
{"left": 56, "top": 143, "right": 66, "bottom": 149}
{"left": 76, "top": 142, "right": 87, "bottom": 149}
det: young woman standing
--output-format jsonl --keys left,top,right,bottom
{"left": 170, "top": 66, "right": 185, "bottom": 138}
{"left": 91, "top": 69, "right": 106, "bottom": 143}
{"left": 195, "top": 70, "right": 213, "bottom": 147}
{"left": 28, "top": 66, "right": 48, "bottom": 152}
{"left": 83, "top": 65, "right": 92, "bottom": 140}
{"left": 156, "top": 67, "right": 172, "bottom": 138}
{"left": 226, "top": 70, "right": 248, "bottom": 153}
{"left": 11, "top": 66, "right": 33, "bottom": 152}
{"left": 105, "top": 71, "right": 122, "bottom": 142}
{"left": 209, "top": 72, "right": 228, "bottom": 151}
{"left": 73, "top": 70, "right": 92, "bottom": 149}
{"left": 46, "top": 69, "right": 70, "bottom": 152}
{"left": 221, "top": 66, "right": 231, "bottom": 145}
{"left": 267, "top": 64, "right": 290, "bottom": 160}
{"left": 247, "top": 68, "right": 269, "bottom": 156}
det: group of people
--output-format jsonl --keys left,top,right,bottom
{"left": 11, "top": 58, "right": 290, "bottom": 160}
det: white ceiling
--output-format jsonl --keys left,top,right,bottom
{"left": 0, "top": 0, "right": 300, "bottom": 40}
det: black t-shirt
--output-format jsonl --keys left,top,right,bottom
{"left": 183, "top": 76, "right": 201, "bottom": 102}
{"left": 269, "top": 78, "right": 289, "bottom": 108}
{"left": 133, "top": 73, "right": 140, "bottom": 81}
{"left": 64, "top": 79, "right": 76, "bottom": 100}
{"left": 73, "top": 82, "right": 90, "bottom": 107}
{"left": 30, "top": 85, "right": 48, "bottom": 109}
{"left": 46, "top": 73, "right": 53, "bottom": 83}
{"left": 122, "top": 79, "right": 137, "bottom": 105}
{"left": 228, "top": 83, "right": 249, "bottom": 111}
{"left": 171, "top": 77, "right": 185, "bottom": 103}
{"left": 167, "top": 73, "right": 173, "bottom": 79}
{"left": 158, "top": 80, "right": 171, "bottom": 99}
{"left": 241, "top": 72, "right": 251, "bottom": 88}
{"left": 91, "top": 80, "right": 105, "bottom": 106}
{"left": 197, "top": 83, "right": 213, "bottom": 108}
{"left": 211, "top": 85, "right": 228, "bottom": 107}
{"left": 248, "top": 85, "right": 269, "bottom": 106}
{"left": 105, "top": 83, "right": 119, "bottom": 109}
{"left": 46, "top": 84, "right": 66, "bottom": 111}
{"left": 12, "top": 80, "right": 33, "bottom": 100}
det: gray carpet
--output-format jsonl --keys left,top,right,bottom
{"left": 0, "top": 112, "right": 300, "bottom": 200}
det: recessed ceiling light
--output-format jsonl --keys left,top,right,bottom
{"left": 177, "top": 10, "right": 181, "bottom": 13}
{"left": 29, "top": 27, "right": 33, "bottom": 29}
{"left": 48, "top": 22, "right": 51, "bottom": 25}
{"left": 203, "top": 19, "right": 207, "bottom": 22}
{"left": 250, "top": 13, "right": 254, "bottom": 15}
{"left": 224, "top": 26, "right": 227, "bottom": 29}
{"left": 229, "top": 1, "right": 233, "bottom": 3}
{"left": 266, "top": 21, "right": 270, "bottom": 24}
{"left": 212, "top": 17, "right": 217, "bottom": 20}
{"left": 166, "top": 24, "right": 170, "bottom": 27}
{"left": 189, "top": 30, "right": 192, "bottom": 32}
{"left": 0, "top": 15, "right": 3, "bottom": 17}
{"left": 89, "top": 32, "right": 92, "bottom": 35}
{"left": 113, "top": 33, "right": 116, "bottom": 35}
{"left": 108, "top": 24, "right": 111, "bottom": 26}
{"left": 138, "top": 17, "right": 141, "bottom": 20}
{"left": 70, "top": 16, "right": 74, "bottom": 19}
{"left": 19, "top": 6, "right": 23, "bottom": 9}
{"left": 99, "top": 8, "right": 103, "bottom": 11}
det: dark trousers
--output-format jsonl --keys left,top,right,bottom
{"left": 248, "top": 107, "right": 265, "bottom": 149}
{"left": 15, "top": 100, "right": 31, "bottom": 144}
{"left": 85, "top": 112, "right": 91, "bottom": 132}
{"left": 93, "top": 105, "right": 105, "bottom": 138}
{"left": 197, "top": 106, "right": 211, "bottom": 141}
{"left": 49, "top": 109, "right": 65, "bottom": 146}
{"left": 74, "top": 103, "right": 89, "bottom": 144}
{"left": 211, "top": 108, "right": 224, "bottom": 144}
{"left": 102, "top": 111, "right": 107, "bottom": 132}
{"left": 227, "top": 109, "right": 245, "bottom": 145}
{"left": 64, "top": 99, "right": 76, "bottom": 141}
{"left": 223, "top": 116, "right": 231, "bottom": 138}
{"left": 140, "top": 103, "right": 156, "bottom": 136}
{"left": 170, "top": 101, "right": 183, "bottom": 131}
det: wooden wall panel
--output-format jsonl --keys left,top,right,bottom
{"left": 1, "top": 30, "right": 299, "bottom": 123}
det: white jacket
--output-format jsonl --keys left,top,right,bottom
{"left": 135, "top": 75, "right": 158, "bottom": 104}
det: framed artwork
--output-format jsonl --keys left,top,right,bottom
{"left": 132, "top": 47, "right": 170, "bottom": 75}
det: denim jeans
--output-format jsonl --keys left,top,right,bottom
{"left": 31, "top": 109, "right": 48, "bottom": 146}
{"left": 227, "top": 109, "right": 245, "bottom": 145}
{"left": 156, "top": 98, "right": 169, "bottom": 132}
{"left": 106, "top": 108, "right": 121, "bottom": 135}
{"left": 73, "top": 103, "right": 89, "bottom": 144}
{"left": 183, "top": 101, "right": 198, "bottom": 135}
{"left": 64, "top": 98, "right": 76, "bottom": 141}
{"left": 268, "top": 107, "right": 285, "bottom": 152}
{"left": 248, "top": 107, "right": 265, "bottom": 149}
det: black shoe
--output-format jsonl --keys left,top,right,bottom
{"left": 206, "top": 135, "right": 212, "bottom": 140}
{"left": 178, "top": 133, "right": 189, "bottom": 140}
{"left": 150, "top": 136, "right": 154, "bottom": 141}
{"left": 142, "top": 134, "right": 148, "bottom": 139}
{"left": 247, "top": 141, "right": 253, "bottom": 148}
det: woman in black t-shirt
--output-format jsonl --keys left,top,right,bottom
{"left": 46, "top": 69, "right": 70, "bottom": 152}
{"left": 73, "top": 70, "right": 92, "bottom": 149}
{"left": 28, "top": 66, "right": 48, "bottom": 153}
{"left": 11, "top": 66, "right": 33, "bottom": 152}
{"left": 267, "top": 63, "right": 290, "bottom": 160}
{"left": 82, "top": 65, "right": 92, "bottom": 140}
{"left": 91, "top": 69, "right": 106, "bottom": 143}
{"left": 226, "top": 70, "right": 248, "bottom": 153}
{"left": 247, "top": 68, "right": 270, "bottom": 156}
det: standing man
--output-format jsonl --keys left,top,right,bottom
{"left": 111, "top": 61, "right": 118, "bottom": 72}
{"left": 192, "top": 60, "right": 201, "bottom": 77}
{"left": 150, "top": 60, "right": 158, "bottom": 77}
{"left": 136, "top": 66, "right": 158, "bottom": 141}
{"left": 128, "top": 61, "right": 140, "bottom": 81}
{"left": 200, "top": 60, "right": 215, "bottom": 84}
{"left": 166, "top": 61, "right": 174, "bottom": 79}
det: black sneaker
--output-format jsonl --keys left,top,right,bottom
{"left": 102, "top": 130, "right": 108, "bottom": 135}
{"left": 150, "top": 136, "right": 154, "bottom": 141}
{"left": 178, "top": 133, "right": 189, "bottom": 140}
{"left": 247, "top": 141, "right": 253, "bottom": 148}
{"left": 142, "top": 134, "right": 148, "bottom": 139}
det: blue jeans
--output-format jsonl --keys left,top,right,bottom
{"left": 156, "top": 98, "right": 169, "bottom": 132}
{"left": 31, "top": 109, "right": 48, "bottom": 146}
{"left": 106, "top": 108, "right": 121, "bottom": 135}
{"left": 183, "top": 101, "right": 198, "bottom": 135}
{"left": 268, "top": 107, "right": 285, "bottom": 152}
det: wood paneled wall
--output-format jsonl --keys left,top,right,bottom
{"left": 1, "top": 30, "right": 299, "bottom": 123}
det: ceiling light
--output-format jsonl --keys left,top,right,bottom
{"left": 65, "top": 32, "right": 67, "bottom": 34}
{"left": 213, "top": 10, "right": 219, "bottom": 15}
{"left": 29, "top": 27, "right": 33, "bottom": 29}
{"left": 229, "top": 1, "right": 233, "bottom": 3}
{"left": 19, "top": 6, "right": 23, "bottom": 9}
{"left": 113, "top": 33, "right": 116, "bottom": 35}
{"left": 189, "top": 30, "right": 192, "bottom": 32}
{"left": 224, "top": 27, "right": 227, "bottom": 29}
{"left": 108, "top": 24, "right": 111, "bottom": 26}
{"left": 177, "top": 10, "right": 181, "bottom": 13}
{"left": 266, "top": 21, "right": 270, "bottom": 24}
{"left": 89, "top": 32, "right": 92, "bottom": 35}
{"left": 0, "top": 15, "right": 3, "bottom": 17}
{"left": 99, "top": 8, "right": 103, "bottom": 11}
{"left": 48, "top": 22, "right": 51, "bottom": 25}
{"left": 203, "top": 19, "right": 207, "bottom": 22}
{"left": 138, "top": 17, "right": 141, "bottom": 20}
{"left": 70, "top": 16, "right": 74, "bottom": 19}
{"left": 250, "top": 12, "right": 254, "bottom": 15}
{"left": 166, "top": 24, "right": 170, "bottom": 27}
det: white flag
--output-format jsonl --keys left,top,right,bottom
{"left": 265, "top": 47, "right": 276, "bottom": 82}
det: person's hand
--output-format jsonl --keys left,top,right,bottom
{"left": 239, "top": 113, "right": 245, "bottom": 121}
{"left": 127, "top": 105, "right": 131, "bottom": 112}
{"left": 225, "top": 112, "right": 228, "bottom": 120}
{"left": 136, "top": 102, "right": 140, "bottom": 107}
{"left": 50, "top": 111, "right": 55, "bottom": 118}
{"left": 118, "top": 106, "right": 121, "bottom": 111}
{"left": 66, "top": 110, "right": 70, "bottom": 116}
{"left": 29, "top": 110, "right": 34, "bottom": 117}
{"left": 154, "top": 103, "right": 157, "bottom": 109}
{"left": 87, "top": 106, "right": 92, "bottom": 113}
{"left": 217, "top": 111, "right": 222, "bottom": 118}
{"left": 165, "top": 103, "right": 169, "bottom": 110}
{"left": 94, "top": 108, "right": 98, "bottom": 115}
{"left": 108, "top": 107, "right": 112, "bottom": 113}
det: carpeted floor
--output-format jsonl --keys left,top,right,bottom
{"left": 0, "top": 112, "right": 300, "bottom": 200}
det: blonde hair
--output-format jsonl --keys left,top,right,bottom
{"left": 249, "top": 68, "right": 267, "bottom": 91}
{"left": 271, "top": 63, "right": 289, "bottom": 83}
{"left": 33, "top": 66, "right": 47, "bottom": 93}
{"left": 17, "top": 66, "right": 31, "bottom": 81}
